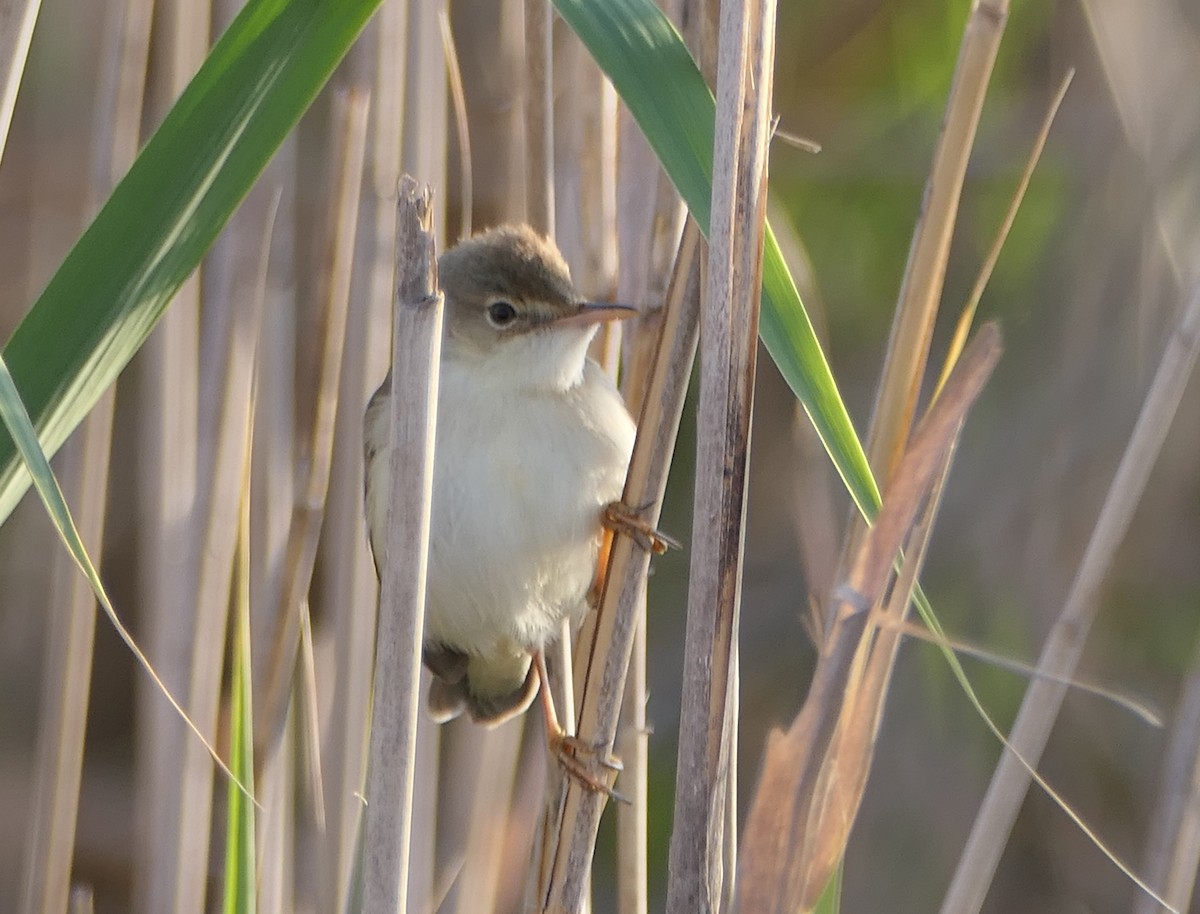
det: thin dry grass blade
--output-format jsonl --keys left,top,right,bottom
{"left": 735, "top": 324, "right": 1002, "bottom": 914}
{"left": 847, "top": 0, "right": 1009, "bottom": 566}
{"left": 0, "top": 0, "right": 42, "bottom": 165}
{"left": 664, "top": 0, "right": 775, "bottom": 909}
{"left": 361, "top": 177, "right": 441, "bottom": 914}
{"left": 941, "top": 280, "right": 1200, "bottom": 914}
{"left": 172, "top": 182, "right": 277, "bottom": 914}
{"left": 936, "top": 69, "right": 1074, "bottom": 395}
{"left": 540, "top": 219, "right": 701, "bottom": 914}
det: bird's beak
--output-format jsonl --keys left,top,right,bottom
{"left": 550, "top": 301, "right": 640, "bottom": 328}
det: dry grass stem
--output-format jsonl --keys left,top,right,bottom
{"left": 665, "top": 0, "right": 776, "bottom": 909}
{"left": 361, "top": 177, "right": 441, "bottom": 914}
{"left": 735, "top": 323, "right": 1002, "bottom": 914}
{"left": 541, "top": 219, "right": 702, "bottom": 914}
{"left": 1135, "top": 644, "right": 1200, "bottom": 914}
{"left": 855, "top": 0, "right": 1009, "bottom": 536}
{"left": 260, "top": 87, "right": 370, "bottom": 751}
{"left": 941, "top": 280, "right": 1200, "bottom": 914}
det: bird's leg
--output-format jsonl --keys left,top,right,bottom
{"left": 534, "top": 650, "right": 627, "bottom": 803}
{"left": 602, "top": 500, "right": 679, "bottom": 555}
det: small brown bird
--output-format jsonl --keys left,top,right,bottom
{"left": 363, "top": 224, "right": 641, "bottom": 755}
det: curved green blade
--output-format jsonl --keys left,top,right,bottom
{"left": 554, "top": 0, "right": 882, "bottom": 517}
{"left": 0, "top": 0, "right": 382, "bottom": 525}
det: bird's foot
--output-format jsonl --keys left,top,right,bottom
{"left": 549, "top": 730, "right": 629, "bottom": 804}
{"left": 602, "top": 500, "right": 678, "bottom": 555}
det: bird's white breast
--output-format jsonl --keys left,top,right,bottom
{"left": 367, "top": 332, "right": 635, "bottom": 658}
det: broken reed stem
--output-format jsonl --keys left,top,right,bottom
{"left": 665, "top": 0, "right": 775, "bottom": 910}
{"left": 735, "top": 324, "right": 1002, "bottom": 914}
{"left": 941, "top": 279, "right": 1200, "bottom": 914}
{"left": 361, "top": 178, "right": 441, "bottom": 914}
{"left": 541, "top": 220, "right": 702, "bottom": 914}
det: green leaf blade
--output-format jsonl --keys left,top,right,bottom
{"left": 555, "top": 0, "right": 881, "bottom": 518}
{"left": 0, "top": 0, "right": 383, "bottom": 525}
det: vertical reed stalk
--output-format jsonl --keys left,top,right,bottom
{"left": 941, "top": 281, "right": 1200, "bottom": 914}
{"left": 361, "top": 177, "right": 441, "bottom": 914}
{"left": 665, "top": 0, "right": 775, "bottom": 910}
{"left": 135, "top": 2, "right": 208, "bottom": 909}
{"left": 18, "top": 0, "right": 148, "bottom": 906}
{"left": 541, "top": 218, "right": 702, "bottom": 914}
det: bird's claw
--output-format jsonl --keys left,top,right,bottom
{"left": 603, "top": 501, "right": 678, "bottom": 555}
{"left": 550, "top": 732, "right": 629, "bottom": 804}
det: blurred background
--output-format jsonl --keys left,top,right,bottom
{"left": 1, "top": 0, "right": 1199, "bottom": 912}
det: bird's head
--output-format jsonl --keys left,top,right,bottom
{"left": 438, "top": 224, "right": 635, "bottom": 389}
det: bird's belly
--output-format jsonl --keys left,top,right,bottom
{"left": 421, "top": 377, "right": 633, "bottom": 656}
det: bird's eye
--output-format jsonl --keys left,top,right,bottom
{"left": 486, "top": 300, "right": 518, "bottom": 328}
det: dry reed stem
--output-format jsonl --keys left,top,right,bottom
{"left": 664, "top": 0, "right": 775, "bottom": 909}
{"left": 1135, "top": 644, "right": 1200, "bottom": 914}
{"left": 18, "top": 0, "right": 148, "bottom": 904}
{"left": 524, "top": 0, "right": 554, "bottom": 234}
{"left": 735, "top": 323, "right": 1002, "bottom": 914}
{"left": 0, "top": 0, "right": 42, "bottom": 165}
{"left": 849, "top": 0, "right": 1009, "bottom": 564}
{"left": 135, "top": 4, "right": 208, "bottom": 910}
{"left": 169, "top": 184, "right": 276, "bottom": 914}
{"left": 398, "top": 8, "right": 450, "bottom": 907}
{"left": 361, "top": 177, "right": 441, "bottom": 914}
{"left": 541, "top": 219, "right": 702, "bottom": 914}
{"left": 259, "top": 87, "right": 370, "bottom": 752}
{"left": 19, "top": 399, "right": 111, "bottom": 914}
{"left": 612, "top": 120, "right": 687, "bottom": 914}
{"left": 314, "top": 11, "right": 413, "bottom": 912}
{"left": 439, "top": 6, "right": 471, "bottom": 239}
{"left": 941, "top": 280, "right": 1200, "bottom": 914}
{"left": 175, "top": 183, "right": 277, "bottom": 911}
{"left": 1081, "top": 0, "right": 1200, "bottom": 283}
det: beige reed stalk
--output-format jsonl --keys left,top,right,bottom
{"left": 541, "top": 218, "right": 702, "bottom": 914}
{"left": 361, "top": 178, "right": 442, "bottom": 914}
{"left": 665, "top": 0, "right": 775, "bottom": 911}
{"left": 735, "top": 325, "right": 1001, "bottom": 914}
{"left": 315, "top": 9, "right": 410, "bottom": 909}
{"left": 134, "top": 3, "right": 207, "bottom": 911}
{"left": 17, "top": 0, "right": 150, "bottom": 908}
{"left": 941, "top": 280, "right": 1200, "bottom": 914}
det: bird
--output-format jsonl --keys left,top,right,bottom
{"left": 364, "top": 223, "right": 655, "bottom": 783}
